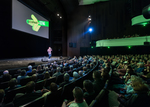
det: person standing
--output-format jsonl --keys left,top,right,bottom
{"left": 47, "top": 47, "right": 52, "bottom": 59}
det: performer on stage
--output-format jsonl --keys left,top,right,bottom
{"left": 47, "top": 47, "right": 52, "bottom": 59}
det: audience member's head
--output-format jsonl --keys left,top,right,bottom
{"left": 32, "top": 69, "right": 37, "bottom": 74}
{"left": 92, "top": 70, "right": 101, "bottom": 80}
{"left": 101, "top": 70, "right": 109, "bottom": 80}
{"left": 57, "top": 67, "right": 61, "bottom": 72}
{"left": 37, "top": 65, "right": 42, "bottom": 71}
{"left": 64, "top": 73, "right": 70, "bottom": 81}
{"left": 3, "top": 70, "right": 9, "bottom": 75}
{"left": 83, "top": 67, "right": 87, "bottom": 72}
{"left": 69, "top": 65, "right": 73, "bottom": 70}
{"left": 26, "top": 81, "right": 35, "bottom": 93}
{"left": 21, "top": 70, "right": 26, "bottom": 76}
{"left": 44, "top": 72, "right": 50, "bottom": 79}
{"left": 0, "top": 89, "right": 5, "bottom": 103}
{"left": 50, "top": 82, "right": 58, "bottom": 93}
{"left": 86, "top": 64, "right": 90, "bottom": 69}
{"left": 83, "top": 80, "right": 94, "bottom": 93}
{"left": 32, "top": 74, "right": 37, "bottom": 82}
{"left": 9, "top": 78, "right": 17, "bottom": 88}
{"left": 73, "top": 71, "right": 79, "bottom": 79}
{"left": 78, "top": 70, "right": 83, "bottom": 77}
{"left": 28, "top": 65, "right": 32, "bottom": 70}
{"left": 2, "top": 74, "right": 11, "bottom": 82}
{"left": 73, "top": 87, "right": 83, "bottom": 102}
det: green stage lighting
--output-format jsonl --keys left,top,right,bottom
{"left": 107, "top": 46, "right": 110, "bottom": 49}
{"left": 128, "top": 46, "right": 131, "bottom": 49}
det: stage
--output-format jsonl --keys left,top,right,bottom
{"left": 0, "top": 56, "right": 67, "bottom": 70}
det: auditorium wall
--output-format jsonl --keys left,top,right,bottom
{"left": 67, "top": 0, "right": 150, "bottom": 57}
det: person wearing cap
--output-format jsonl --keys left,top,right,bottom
{"left": 25, "top": 65, "right": 32, "bottom": 76}
{"left": 47, "top": 47, "right": 52, "bottom": 59}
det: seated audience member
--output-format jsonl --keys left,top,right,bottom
{"left": 62, "top": 87, "right": 88, "bottom": 107}
{"left": 36, "top": 65, "right": 42, "bottom": 72}
{"left": 144, "top": 60, "right": 150, "bottom": 67}
{"left": 2, "top": 70, "right": 11, "bottom": 82}
{"left": 32, "top": 69, "right": 37, "bottom": 75}
{"left": 0, "top": 89, "right": 14, "bottom": 107}
{"left": 71, "top": 71, "right": 79, "bottom": 81}
{"left": 5, "top": 78, "right": 21, "bottom": 92}
{"left": 78, "top": 70, "right": 84, "bottom": 77}
{"left": 86, "top": 64, "right": 90, "bottom": 71}
{"left": 135, "top": 63, "right": 144, "bottom": 75}
{"left": 17, "top": 70, "right": 29, "bottom": 83}
{"left": 43, "top": 72, "right": 51, "bottom": 80}
{"left": 118, "top": 79, "right": 150, "bottom": 107}
{"left": 101, "top": 69, "right": 110, "bottom": 81}
{"left": 25, "top": 65, "right": 32, "bottom": 76}
{"left": 68, "top": 65, "right": 73, "bottom": 72}
{"left": 31, "top": 74, "right": 38, "bottom": 82}
{"left": 83, "top": 80, "right": 96, "bottom": 105}
{"left": 92, "top": 70, "right": 104, "bottom": 94}
{"left": 52, "top": 67, "right": 62, "bottom": 77}
{"left": 13, "top": 81, "right": 42, "bottom": 107}
{"left": 115, "top": 62, "right": 128, "bottom": 76}
{"left": 59, "top": 73, "right": 70, "bottom": 87}
{"left": 42, "top": 66, "right": 50, "bottom": 74}
{"left": 83, "top": 67, "right": 87, "bottom": 74}
{"left": 42, "top": 82, "right": 58, "bottom": 97}
{"left": 90, "top": 63, "right": 94, "bottom": 69}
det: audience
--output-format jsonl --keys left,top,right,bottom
{"left": 13, "top": 81, "right": 42, "bottom": 107}
{"left": 1, "top": 54, "right": 150, "bottom": 107}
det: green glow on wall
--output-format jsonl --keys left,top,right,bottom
{"left": 107, "top": 46, "right": 110, "bottom": 49}
{"left": 128, "top": 46, "right": 131, "bottom": 49}
{"left": 148, "top": 7, "right": 150, "bottom": 11}
{"left": 91, "top": 46, "right": 94, "bottom": 48}
{"left": 26, "top": 14, "right": 49, "bottom": 32}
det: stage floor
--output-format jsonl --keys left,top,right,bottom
{"left": 0, "top": 56, "right": 67, "bottom": 70}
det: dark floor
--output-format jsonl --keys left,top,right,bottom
{"left": 0, "top": 56, "right": 67, "bottom": 70}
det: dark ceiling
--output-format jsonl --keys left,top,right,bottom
{"left": 19, "top": 0, "right": 79, "bottom": 21}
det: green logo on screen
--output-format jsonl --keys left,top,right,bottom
{"left": 26, "top": 14, "right": 49, "bottom": 32}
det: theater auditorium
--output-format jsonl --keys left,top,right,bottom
{"left": 0, "top": 0, "right": 150, "bottom": 107}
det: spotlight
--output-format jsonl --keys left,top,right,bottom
{"left": 89, "top": 15, "right": 91, "bottom": 17}
{"left": 57, "top": 14, "right": 59, "bottom": 16}
{"left": 89, "top": 28, "right": 93, "bottom": 32}
{"left": 60, "top": 16, "right": 62, "bottom": 19}
{"left": 88, "top": 18, "right": 92, "bottom": 21}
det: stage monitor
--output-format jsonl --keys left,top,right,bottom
{"left": 12, "top": 0, "right": 49, "bottom": 39}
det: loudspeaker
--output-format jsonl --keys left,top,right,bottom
{"left": 144, "top": 42, "right": 149, "bottom": 45}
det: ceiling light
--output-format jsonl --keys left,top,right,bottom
{"left": 57, "top": 14, "right": 59, "bottom": 16}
